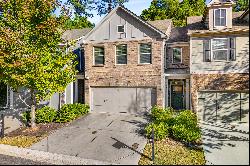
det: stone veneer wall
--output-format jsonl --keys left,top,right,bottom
{"left": 191, "top": 73, "right": 249, "bottom": 112}
{"left": 83, "top": 39, "right": 164, "bottom": 107}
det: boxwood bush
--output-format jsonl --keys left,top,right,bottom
{"left": 35, "top": 106, "right": 57, "bottom": 123}
{"left": 55, "top": 104, "right": 89, "bottom": 123}
{"left": 172, "top": 110, "right": 201, "bottom": 143}
{"left": 145, "top": 107, "right": 201, "bottom": 143}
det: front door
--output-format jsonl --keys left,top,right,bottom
{"left": 0, "top": 83, "right": 7, "bottom": 107}
{"left": 171, "top": 85, "right": 184, "bottom": 110}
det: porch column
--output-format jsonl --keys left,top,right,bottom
{"left": 186, "top": 79, "right": 190, "bottom": 110}
{"left": 9, "top": 88, "right": 14, "bottom": 109}
{"left": 165, "top": 78, "right": 168, "bottom": 108}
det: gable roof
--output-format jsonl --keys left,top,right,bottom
{"left": 147, "top": 19, "right": 172, "bottom": 35}
{"left": 84, "top": 5, "right": 167, "bottom": 40}
{"left": 207, "top": 0, "right": 235, "bottom": 6}
{"left": 62, "top": 28, "right": 92, "bottom": 41}
{"left": 168, "top": 27, "right": 189, "bottom": 43}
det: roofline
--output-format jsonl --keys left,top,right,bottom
{"left": 207, "top": 0, "right": 235, "bottom": 7}
{"left": 188, "top": 28, "right": 249, "bottom": 37}
{"left": 239, "top": 8, "right": 249, "bottom": 20}
{"left": 83, "top": 5, "right": 167, "bottom": 41}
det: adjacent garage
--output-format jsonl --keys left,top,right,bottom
{"left": 91, "top": 87, "right": 157, "bottom": 115}
{"left": 198, "top": 91, "right": 249, "bottom": 124}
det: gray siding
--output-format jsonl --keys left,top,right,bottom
{"left": 85, "top": 8, "right": 161, "bottom": 43}
{"left": 191, "top": 36, "right": 249, "bottom": 74}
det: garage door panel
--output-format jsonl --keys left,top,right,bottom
{"left": 92, "top": 88, "right": 155, "bottom": 115}
{"left": 198, "top": 91, "right": 249, "bottom": 124}
{"left": 218, "top": 93, "right": 241, "bottom": 123}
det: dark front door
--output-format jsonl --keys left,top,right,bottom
{"left": 171, "top": 85, "right": 184, "bottom": 110}
{"left": 0, "top": 83, "right": 7, "bottom": 107}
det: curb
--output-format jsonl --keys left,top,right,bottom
{"left": 0, "top": 144, "right": 116, "bottom": 165}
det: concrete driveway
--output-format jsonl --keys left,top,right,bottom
{"left": 200, "top": 121, "right": 249, "bottom": 165}
{"left": 30, "top": 112, "right": 150, "bottom": 165}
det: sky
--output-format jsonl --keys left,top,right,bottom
{"left": 58, "top": 0, "right": 212, "bottom": 25}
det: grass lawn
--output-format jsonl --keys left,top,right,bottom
{"left": 139, "top": 138, "right": 205, "bottom": 165}
{"left": 0, "top": 123, "right": 66, "bottom": 148}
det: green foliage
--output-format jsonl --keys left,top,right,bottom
{"left": 146, "top": 107, "right": 201, "bottom": 143}
{"left": 22, "top": 111, "right": 31, "bottom": 124}
{"left": 35, "top": 106, "right": 57, "bottom": 123}
{"left": 234, "top": 0, "right": 249, "bottom": 12}
{"left": 172, "top": 110, "right": 201, "bottom": 143}
{"left": 64, "top": 16, "right": 94, "bottom": 30}
{"left": 55, "top": 103, "right": 89, "bottom": 123}
{"left": 145, "top": 122, "right": 169, "bottom": 140}
{"left": 141, "top": 0, "right": 206, "bottom": 27}
{"left": 151, "top": 106, "right": 175, "bottom": 125}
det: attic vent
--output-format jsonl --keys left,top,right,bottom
{"left": 117, "top": 25, "right": 125, "bottom": 33}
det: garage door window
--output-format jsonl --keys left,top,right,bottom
{"left": 94, "top": 47, "right": 105, "bottom": 65}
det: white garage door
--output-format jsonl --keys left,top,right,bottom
{"left": 198, "top": 91, "right": 249, "bottom": 124}
{"left": 91, "top": 88, "right": 157, "bottom": 115}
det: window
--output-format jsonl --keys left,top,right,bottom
{"left": 117, "top": 25, "right": 125, "bottom": 33}
{"left": 203, "top": 38, "right": 236, "bottom": 62}
{"left": 94, "top": 47, "right": 105, "bottom": 65}
{"left": 214, "top": 9, "right": 226, "bottom": 27}
{"left": 116, "top": 44, "right": 127, "bottom": 64}
{"left": 172, "top": 48, "right": 182, "bottom": 63}
{"left": 139, "top": 44, "right": 152, "bottom": 64}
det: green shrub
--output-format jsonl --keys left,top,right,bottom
{"left": 151, "top": 106, "right": 174, "bottom": 125}
{"left": 55, "top": 103, "right": 89, "bottom": 123}
{"left": 22, "top": 111, "right": 31, "bottom": 124}
{"left": 145, "top": 122, "right": 169, "bottom": 140}
{"left": 35, "top": 106, "right": 57, "bottom": 124}
{"left": 172, "top": 110, "right": 201, "bottom": 143}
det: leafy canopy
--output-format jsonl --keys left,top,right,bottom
{"left": 141, "top": 0, "right": 206, "bottom": 27}
{"left": 0, "top": 0, "right": 77, "bottom": 104}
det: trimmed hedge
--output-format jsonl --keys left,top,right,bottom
{"left": 55, "top": 104, "right": 89, "bottom": 123}
{"left": 22, "top": 104, "right": 90, "bottom": 124}
{"left": 145, "top": 106, "right": 201, "bottom": 143}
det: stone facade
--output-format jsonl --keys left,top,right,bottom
{"left": 83, "top": 38, "right": 164, "bottom": 106}
{"left": 191, "top": 73, "right": 249, "bottom": 112}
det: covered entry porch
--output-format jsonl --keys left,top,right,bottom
{"left": 165, "top": 74, "right": 191, "bottom": 110}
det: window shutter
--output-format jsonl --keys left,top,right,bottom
{"left": 229, "top": 38, "right": 236, "bottom": 61}
{"left": 204, "top": 39, "right": 211, "bottom": 62}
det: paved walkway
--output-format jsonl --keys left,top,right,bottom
{"left": 0, "top": 154, "right": 50, "bottom": 165}
{"left": 200, "top": 121, "right": 249, "bottom": 165}
{"left": 31, "top": 113, "right": 150, "bottom": 165}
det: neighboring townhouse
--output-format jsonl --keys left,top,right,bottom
{"left": 188, "top": 0, "right": 249, "bottom": 123}
{"left": 82, "top": 6, "right": 171, "bottom": 115}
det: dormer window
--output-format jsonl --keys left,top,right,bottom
{"left": 117, "top": 25, "right": 125, "bottom": 33}
{"left": 214, "top": 9, "right": 227, "bottom": 27}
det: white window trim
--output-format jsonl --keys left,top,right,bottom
{"left": 115, "top": 44, "right": 127, "bottom": 65}
{"left": 210, "top": 37, "right": 236, "bottom": 62}
{"left": 172, "top": 47, "right": 183, "bottom": 64}
{"left": 138, "top": 43, "right": 152, "bottom": 65}
{"left": 214, "top": 8, "right": 227, "bottom": 28}
{"left": 117, "top": 25, "right": 126, "bottom": 34}
{"left": 93, "top": 46, "right": 105, "bottom": 65}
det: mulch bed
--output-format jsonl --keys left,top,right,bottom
{"left": 6, "top": 123, "right": 67, "bottom": 138}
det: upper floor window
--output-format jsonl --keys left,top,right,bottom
{"left": 172, "top": 48, "right": 182, "bottom": 63}
{"left": 117, "top": 25, "right": 125, "bottom": 33}
{"left": 139, "top": 44, "right": 152, "bottom": 64}
{"left": 116, "top": 44, "right": 127, "bottom": 64}
{"left": 214, "top": 9, "right": 227, "bottom": 27}
{"left": 94, "top": 47, "right": 105, "bottom": 65}
{"left": 203, "top": 37, "right": 236, "bottom": 62}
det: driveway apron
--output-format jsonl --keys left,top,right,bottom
{"left": 30, "top": 113, "right": 150, "bottom": 165}
{"left": 200, "top": 121, "right": 249, "bottom": 165}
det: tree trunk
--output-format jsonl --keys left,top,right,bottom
{"left": 30, "top": 90, "right": 36, "bottom": 128}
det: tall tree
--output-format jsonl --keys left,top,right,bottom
{"left": 234, "top": 0, "right": 249, "bottom": 12}
{"left": 141, "top": 0, "right": 206, "bottom": 27}
{"left": 64, "top": 15, "right": 94, "bottom": 30}
{"left": 67, "top": 0, "right": 129, "bottom": 17}
{"left": 0, "top": 0, "right": 77, "bottom": 128}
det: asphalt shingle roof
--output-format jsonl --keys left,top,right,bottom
{"left": 147, "top": 19, "right": 172, "bottom": 35}
{"left": 62, "top": 28, "right": 92, "bottom": 41}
